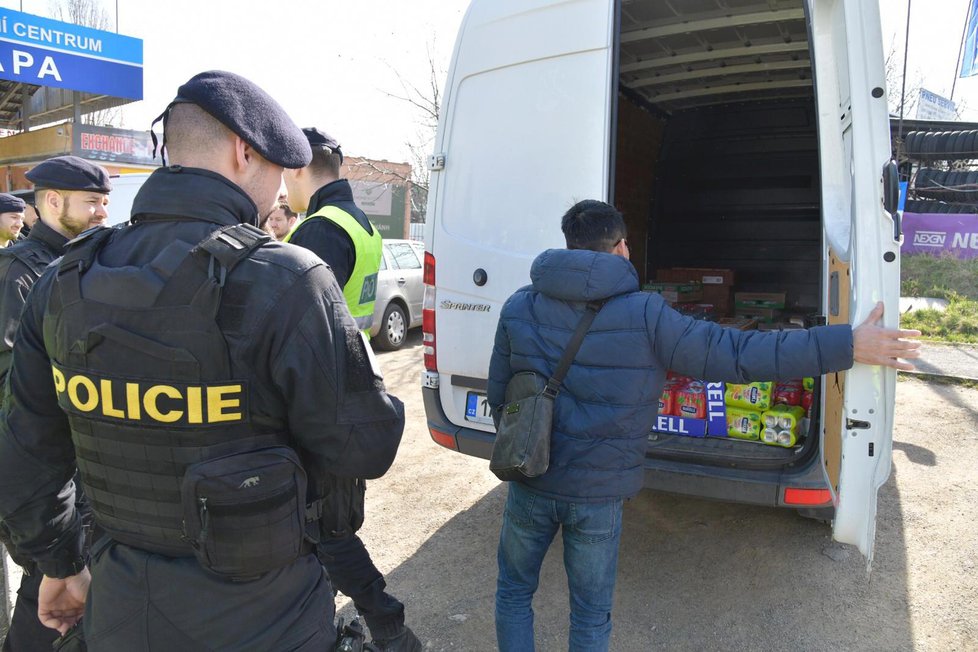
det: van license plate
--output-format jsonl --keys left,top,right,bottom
{"left": 465, "top": 392, "right": 494, "bottom": 425}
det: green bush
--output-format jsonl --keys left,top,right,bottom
{"left": 901, "top": 253, "right": 978, "bottom": 300}
{"left": 901, "top": 296, "right": 978, "bottom": 342}
{"left": 900, "top": 254, "right": 978, "bottom": 342}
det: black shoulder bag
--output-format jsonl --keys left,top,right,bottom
{"left": 489, "top": 301, "right": 603, "bottom": 482}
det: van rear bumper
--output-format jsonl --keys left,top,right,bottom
{"left": 423, "top": 386, "right": 495, "bottom": 458}
{"left": 422, "top": 387, "right": 829, "bottom": 509}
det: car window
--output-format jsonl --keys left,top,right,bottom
{"left": 389, "top": 243, "right": 421, "bottom": 270}
{"left": 379, "top": 253, "right": 388, "bottom": 271}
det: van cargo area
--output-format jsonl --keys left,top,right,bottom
{"left": 613, "top": 0, "right": 824, "bottom": 471}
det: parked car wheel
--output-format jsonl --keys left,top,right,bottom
{"left": 374, "top": 302, "right": 408, "bottom": 351}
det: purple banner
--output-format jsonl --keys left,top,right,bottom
{"left": 902, "top": 212, "right": 978, "bottom": 258}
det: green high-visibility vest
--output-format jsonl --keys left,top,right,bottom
{"left": 285, "top": 205, "right": 382, "bottom": 329}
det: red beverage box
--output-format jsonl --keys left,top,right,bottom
{"left": 801, "top": 390, "right": 814, "bottom": 417}
{"left": 774, "top": 381, "right": 803, "bottom": 407}
{"left": 676, "top": 381, "right": 706, "bottom": 419}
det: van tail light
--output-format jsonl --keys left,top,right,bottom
{"left": 423, "top": 252, "right": 437, "bottom": 371}
{"left": 783, "top": 487, "right": 833, "bottom": 506}
{"left": 429, "top": 425, "right": 457, "bottom": 451}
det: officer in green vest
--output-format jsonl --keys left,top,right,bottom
{"left": 283, "top": 128, "right": 421, "bottom": 652}
{"left": 283, "top": 128, "right": 382, "bottom": 331}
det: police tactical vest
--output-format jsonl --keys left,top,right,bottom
{"left": 285, "top": 205, "right": 382, "bottom": 330}
{"left": 0, "top": 239, "right": 56, "bottom": 279}
{"left": 45, "top": 223, "right": 290, "bottom": 557}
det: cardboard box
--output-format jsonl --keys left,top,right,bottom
{"left": 656, "top": 267, "right": 735, "bottom": 286}
{"left": 757, "top": 322, "right": 804, "bottom": 332}
{"left": 673, "top": 302, "right": 716, "bottom": 320}
{"left": 734, "top": 292, "right": 786, "bottom": 310}
{"left": 643, "top": 282, "right": 703, "bottom": 303}
{"left": 657, "top": 268, "right": 735, "bottom": 316}
{"left": 717, "top": 317, "right": 758, "bottom": 330}
{"left": 735, "top": 307, "right": 781, "bottom": 323}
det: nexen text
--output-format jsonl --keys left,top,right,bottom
{"left": 52, "top": 366, "right": 245, "bottom": 425}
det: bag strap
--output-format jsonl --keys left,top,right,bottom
{"left": 154, "top": 223, "right": 270, "bottom": 307}
{"left": 544, "top": 300, "right": 604, "bottom": 398}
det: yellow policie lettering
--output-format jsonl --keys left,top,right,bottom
{"left": 51, "top": 366, "right": 244, "bottom": 425}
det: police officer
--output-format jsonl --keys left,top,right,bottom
{"left": 0, "top": 157, "right": 112, "bottom": 386}
{"left": 283, "top": 128, "right": 383, "bottom": 331}
{"left": 0, "top": 160, "right": 110, "bottom": 652}
{"left": 0, "top": 193, "right": 25, "bottom": 248}
{"left": 0, "top": 70, "right": 405, "bottom": 651}
{"left": 283, "top": 129, "right": 420, "bottom": 652}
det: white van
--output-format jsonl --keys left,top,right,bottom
{"left": 421, "top": 0, "right": 901, "bottom": 562}
{"left": 106, "top": 172, "right": 151, "bottom": 227}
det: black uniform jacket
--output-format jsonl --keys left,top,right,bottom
{"left": 0, "top": 220, "right": 68, "bottom": 385}
{"left": 288, "top": 179, "right": 375, "bottom": 288}
{"left": 0, "top": 166, "right": 404, "bottom": 577}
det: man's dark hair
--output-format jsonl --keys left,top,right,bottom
{"left": 308, "top": 148, "right": 342, "bottom": 179}
{"left": 280, "top": 203, "right": 297, "bottom": 219}
{"left": 560, "top": 200, "right": 626, "bottom": 252}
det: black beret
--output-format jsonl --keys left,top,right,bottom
{"left": 173, "top": 70, "right": 311, "bottom": 169}
{"left": 0, "top": 193, "right": 26, "bottom": 213}
{"left": 302, "top": 127, "right": 344, "bottom": 164}
{"left": 26, "top": 156, "right": 112, "bottom": 193}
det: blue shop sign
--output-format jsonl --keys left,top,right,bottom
{"left": 0, "top": 7, "right": 142, "bottom": 99}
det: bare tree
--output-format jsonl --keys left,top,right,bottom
{"left": 886, "top": 42, "right": 922, "bottom": 118}
{"left": 49, "top": 0, "right": 122, "bottom": 126}
{"left": 50, "top": 0, "right": 111, "bottom": 29}
{"left": 352, "top": 42, "right": 443, "bottom": 223}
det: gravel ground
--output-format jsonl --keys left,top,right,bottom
{"left": 5, "top": 332, "right": 976, "bottom": 651}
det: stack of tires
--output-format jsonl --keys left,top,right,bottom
{"left": 904, "top": 130, "right": 978, "bottom": 213}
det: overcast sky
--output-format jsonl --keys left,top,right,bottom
{"left": 2, "top": 0, "right": 975, "bottom": 164}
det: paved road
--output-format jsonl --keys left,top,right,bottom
{"left": 909, "top": 342, "right": 978, "bottom": 380}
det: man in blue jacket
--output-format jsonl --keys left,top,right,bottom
{"left": 487, "top": 199, "right": 921, "bottom": 652}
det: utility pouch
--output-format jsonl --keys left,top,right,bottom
{"left": 181, "top": 446, "right": 307, "bottom": 581}
{"left": 322, "top": 475, "right": 367, "bottom": 538}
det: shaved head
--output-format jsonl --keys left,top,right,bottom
{"left": 163, "top": 103, "right": 235, "bottom": 166}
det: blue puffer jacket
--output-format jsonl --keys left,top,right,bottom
{"left": 487, "top": 249, "right": 853, "bottom": 502}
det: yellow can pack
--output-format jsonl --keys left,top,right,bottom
{"left": 761, "top": 404, "right": 806, "bottom": 436}
{"left": 761, "top": 427, "right": 798, "bottom": 447}
{"left": 724, "top": 382, "right": 773, "bottom": 411}
{"left": 725, "top": 407, "right": 762, "bottom": 440}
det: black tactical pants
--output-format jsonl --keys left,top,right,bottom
{"left": 319, "top": 535, "right": 405, "bottom": 640}
{"left": 1, "top": 566, "right": 59, "bottom": 652}
{"left": 82, "top": 539, "right": 335, "bottom": 651}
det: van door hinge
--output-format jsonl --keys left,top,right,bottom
{"left": 846, "top": 418, "right": 870, "bottom": 430}
{"left": 428, "top": 153, "right": 446, "bottom": 171}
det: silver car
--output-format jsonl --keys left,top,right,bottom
{"left": 369, "top": 239, "right": 425, "bottom": 350}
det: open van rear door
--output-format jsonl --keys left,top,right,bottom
{"left": 811, "top": 0, "right": 899, "bottom": 564}
{"left": 426, "top": 0, "right": 616, "bottom": 434}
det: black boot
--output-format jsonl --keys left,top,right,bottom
{"left": 368, "top": 626, "right": 422, "bottom": 652}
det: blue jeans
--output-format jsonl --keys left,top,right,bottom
{"left": 495, "top": 482, "right": 623, "bottom": 652}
